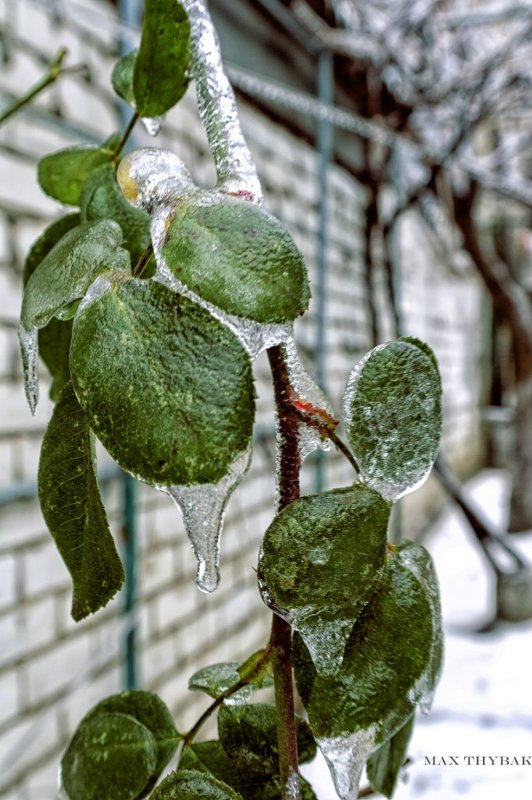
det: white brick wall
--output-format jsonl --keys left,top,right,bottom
{"left": 0, "top": 0, "right": 488, "bottom": 797}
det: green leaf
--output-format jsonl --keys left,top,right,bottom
{"left": 61, "top": 711, "right": 157, "bottom": 800}
{"left": 293, "top": 543, "right": 442, "bottom": 800}
{"left": 39, "top": 318, "right": 72, "bottom": 401}
{"left": 181, "top": 743, "right": 317, "bottom": 800}
{"left": 258, "top": 484, "right": 390, "bottom": 675}
{"left": 218, "top": 704, "right": 316, "bottom": 778}
{"left": 150, "top": 769, "right": 244, "bottom": 800}
{"left": 112, "top": 49, "right": 136, "bottom": 105}
{"left": 188, "top": 663, "right": 251, "bottom": 705}
{"left": 80, "top": 163, "right": 154, "bottom": 267}
{"left": 237, "top": 650, "right": 274, "bottom": 689}
{"left": 70, "top": 276, "right": 255, "bottom": 486}
{"left": 38, "top": 382, "right": 124, "bottom": 620}
{"left": 84, "top": 690, "right": 181, "bottom": 785}
{"left": 38, "top": 144, "right": 116, "bottom": 205}
{"left": 23, "top": 213, "right": 80, "bottom": 286}
{"left": 21, "top": 220, "right": 130, "bottom": 331}
{"left": 133, "top": 0, "right": 191, "bottom": 118}
{"left": 366, "top": 714, "right": 415, "bottom": 799}
{"left": 161, "top": 193, "right": 310, "bottom": 323}
{"left": 344, "top": 338, "right": 442, "bottom": 502}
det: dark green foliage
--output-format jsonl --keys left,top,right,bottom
{"left": 111, "top": 50, "right": 136, "bottom": 105}
{"left": 366, "top": 714, "right": 415, "bottom": 798}
{"left": 259, "top": 484, "right": 390, "bottom": 675}
{"left": 61, "top": 712, "right": 157, "bottom": 800}
{"left": 161, "top": 193, "right": 310, "bottom": 323}
{"left": 133, "top": 0, "right": 191, "bottom": 117}
{"left": 84, "top": 690, "right": 181, "bottom": 786}
{"left": 80, "top": 163, "right": 155, "bottom": 268}
{"left": 188, "top": 662, "right": 252, "bottom": 704}
{"left": 345, "top": 338, "right": 442, "bottom": 501}
{"left": 294, "top": 543, "right": 441, "bottom": 746}
{"left": 70, "top": 276, "right": 255, "bottom": 486}
{"left": 21, "top": 220, "right": 130, "bottom": 330}
{"left": 150, "top": 770, "right": 244, "bottom": 800}
{"left": 38, "top": 141, "right": 118, "bottom": 206}
{"left": 38, "top": 383, "right": 124, "bottom": 620}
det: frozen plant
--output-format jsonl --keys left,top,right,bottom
{"left": 17, "top": 1, "right": 444, "bottom": 799}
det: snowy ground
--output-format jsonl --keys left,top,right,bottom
{"left": 301, "top": 470, "right": 532, "bottom": 800}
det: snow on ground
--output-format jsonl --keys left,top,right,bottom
{"left": 301, "top": 470, "right": 532, "bottom": 799}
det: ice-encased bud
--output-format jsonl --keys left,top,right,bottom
{"left": 117, "top": 147, "right": 195, "bottom": 212}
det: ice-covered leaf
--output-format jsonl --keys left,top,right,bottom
{"left": 38, "top": 383, "right": 124, "bottom": 620}
{"left": 21, "top": 220, "right": 130, "bottom": 331}
{"left": 366, "top": 714, "right": 415, "bottom": 799}
{"left": 112, "top": 49, "right": 136, "bottom": 105}
{"left": 344, "top": 338, "right": 442, "bottom": 501}
{"left": 258, "top": 484, "right": 390, "bottom": 675}
{"left": 161, "top": 193, "right": 310, "bottom": 324}
{"left": 133, "top": 0, "right": 191, "bottom": 118}
{"left": 150, "top": 770, "right": 244, "bottom": 800}
{"left": 70, "top": 276, "right": 254, "bottom": 486}
{"left": 23, "top": 213, "right": 80, "bottom": 286}
{"left": 218, "top": 704, "right": 316, "bottom": 777}
{"left": 83, "top": 690, "right": 181, "bottom": 786}
{"left": 38, "top": 143, "right": 116, "bottom": 206}
{"left": 80, "top": 163, "right": 154, "bottom": 267}
{"left": 39, "top": 318, "right": 72, "bottom": 401}
{"left": 181, "top": 743, "right": 317, "bottom": 800}
{"left": 294, "top": 544, "right": 442, "bottom": 799}
{"left": 188, "top": 663, "right": 251, "bottom": 705}
{"left": 117, "top": 147, "right": 196, "bottom": 209}
{"left": 61, "top": 712, "right": 157, "bottom": 800}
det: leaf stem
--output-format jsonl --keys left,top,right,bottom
{"left": 114, "top": 111, "right": 140, "bottom": 157}
{"left": 0, "top": 48, "right": 86, "bottom": 126}
{"left": 267, "top": 344, "right": 302, "bottom": 800}
{"left": 181, "top": 642, "right": 273, "bottom": 747}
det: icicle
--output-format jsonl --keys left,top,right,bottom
{"left": 141, "top": 115, "right": 164, "bottom": 137}
{"left": 317, "top": 729, "right": 376, "bottom": 800}
{"left": 281, "top": 336, "right": 333, "bottom": 462}
{"left": 18, "top": 324, "right": 39, "bottom": 414}
{"left": 182, "top": 0, "right": 262, "bottom": 202}
{"left": 158, "top": 445, "right": 251, "bottom": 593}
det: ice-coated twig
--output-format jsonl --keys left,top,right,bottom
{"left": 182, "top": 0, "right": 263, "bottom": 202}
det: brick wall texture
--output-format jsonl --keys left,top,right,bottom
{"left": 0, "top": 1, "right": 487, "bottom": 797}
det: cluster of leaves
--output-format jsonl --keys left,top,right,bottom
{"left": 19, "top": 1, "right": 445, "bottom": 799}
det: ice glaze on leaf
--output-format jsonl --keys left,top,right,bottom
{"left": 293, "top": 543, "right": 442, "bottom": 800}
{"left": 80, "top": 163, "right": 154, "bottom": 267}
{"left": 133, "top": 0, "right": 191, "bottom": 118}
{"left": 21, "top": 220, "right": 130, "bottom": 331}
{"left": 112, "top": 49, "right": 136, "bottom": 105}
{"left": 161, "top": 193, "right": 310, "bottom": 324}
{"left": 258, "top": 485, "right": 390, "bottom": 675}
{"left": 344, "top": 338, "right": 442, "bottom": 501}
{"left": 181, "top": 743, "right": 317, "bottom": 800}
{"left": 38, "top": 382, "right": 124, "bottom": 620}
{"left": 23, "top": 213, "right": 80, "bottom": 286}
{"left": 61, "top": 712, "right": 157, "bottom": 800}
{"left": 150, "top": 770, "right": 244, "bottom": 800}
{"left": 84, "top": 690, "right": 181, "bottom": 788}
{"left": 38, "top": 144, "right": 116, "bottom": 206}
{"left": 218, "top": 704, "right": 316, "bottom": 777}
{"left": 188, "top": 663, "right": 251, "bottom": 705}
{"left": 70, "top": 276, "right": 255, "bottom": 486}
{"left": 366, "top": 714, "right": 415, "bottom": 799}
{"left": 39, "top": 318, "right": 72, "bottom": 401}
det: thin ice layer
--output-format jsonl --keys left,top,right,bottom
{"left": 158, "top": 445, "right": 252, "bottom": 593}
{"left": 317, "top": 728, "right": 376, "bottom": 800}
{"left": 19, "top": 324, "right": 39, "bottom": 414}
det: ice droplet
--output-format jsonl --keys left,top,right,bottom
{"left": 18, "top": 324, "right": 39, "bottom": 414}
{"left": 117, "top": 148, "right": 196, "bottom": 212}
{"left": 298, "top": 617, "right": 354, "bottom": 677}
{"left": 317, "top": 728, "right": 376, "bottom": 800}
{"left": 157, "top": 445, "right": 252, "bottom": 593}
{"left": 141, "top": 115, "right": 164, "bottom": 137}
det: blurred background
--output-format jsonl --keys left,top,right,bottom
{"left": 0, "top": 1, "right": 531, "bottom": 797}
